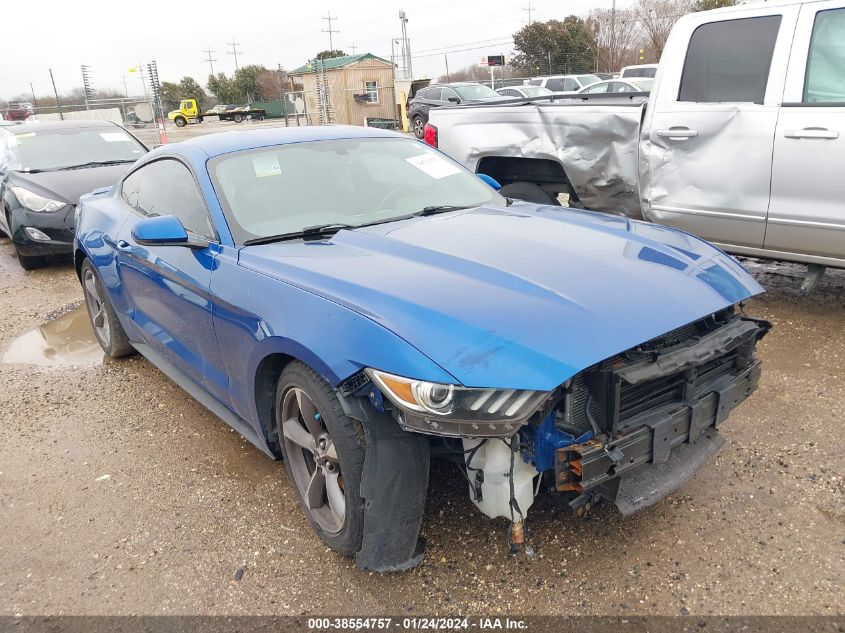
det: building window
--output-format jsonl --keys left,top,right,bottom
{"left": 365, "top": 81, "right": 379, "bottom": 103}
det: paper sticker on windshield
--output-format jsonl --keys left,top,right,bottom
{"left": 405, "top": 153, "right": 461, "bottom": 179}
{"left": 253, "top": 153, "right": 281, "bottom": 178}
{"left": 100, "top": 132, "right": 131, "bottom": 143}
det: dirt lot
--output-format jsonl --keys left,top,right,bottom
{"left": 0, "top": 158, "right": 843, "bottom": 616}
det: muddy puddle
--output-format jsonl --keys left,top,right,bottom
{"left": 3, "top": 304, "right": 103, "bottom": 367}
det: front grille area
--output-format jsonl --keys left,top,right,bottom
{"left": 558, "top": 309, "right": 758, "bottom": 437}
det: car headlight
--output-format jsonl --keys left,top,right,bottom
{"left": 366, "top": 368, "right": 549, "bottom": 438}
{"left": 10, "top": 186, "right": 65, "bottom": 213}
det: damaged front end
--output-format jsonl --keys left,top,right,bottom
{"left": 520, "top": 306, "right": 770, "bottom": 517}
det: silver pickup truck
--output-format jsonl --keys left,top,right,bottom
{"left": 428, "top": 0, "right": 845, "bottom": 287}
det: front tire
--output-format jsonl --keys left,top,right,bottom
{"left": 412, "top": 114, "right": 425, "bottom": 139}
{"left": 233, "top": 113, "right": 244, "bottom": 123}
{"left": 16, "top": 249, "right": 47, "bottom": 270}
{"left": 174, "top": 116, "right": 187, "bottom": 128}
{"left": 80, "top": 259, "right": 134, "bottom": 358}
{"left": 276, "top": 362, "right": 366, "bottom": 555}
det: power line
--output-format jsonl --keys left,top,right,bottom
{"left": 322, "top": 12, "right": 340, "bottom": 51}
{"left": 227, "top": 40, "right": 242, "bottom": 71}
{"left": 413, "top": 36, "right": 514, "bottom": 55}
{"left": 203, "top": 47, "right": 218, "bottom": 76}
{"left": 412, "top": 40, "right": 514, "bottom": 60}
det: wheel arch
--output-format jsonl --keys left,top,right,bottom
{"left": 475, "top": 156, "right": 579, "bottom": 202}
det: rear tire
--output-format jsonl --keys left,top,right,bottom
{"left": 412, "top": 114, "right": 425, "bottom": 139}
{"left": 276, "top": 361, "right": 366, "bottom": 556}
{"left": 80, "top": 259, "right": 134, "bottom": 358}
{"left": 233, "top": 113, "right": 244, "bottom": 123}
{"left": 174, "top": 116, "right": 187, "bottom": 128}
{"left": 499, "top": 181, "right": 561, "bottom": 206}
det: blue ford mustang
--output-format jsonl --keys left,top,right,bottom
{"left": 74, "top": 126, "right": 769, "bottom": 571}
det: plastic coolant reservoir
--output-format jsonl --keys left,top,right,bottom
{"left": 462, "top": 438, "right": 538, "bottom": 520}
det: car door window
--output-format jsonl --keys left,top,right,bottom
{"left": 803, "top": 7, "right": 845, "bottom": 103}
{"left": 424, "top": 87, "right": 441, "bottom": 101}
{"left": 121, "top": 169, "right": 143, "bottom": 209}
{"left": 136, "top": 159, "right": 215, "bottom": 239}
{"left": 612, "top": 82, "right": 634, "bottom": 93}
{"left": 586, "top": 82, "right": 609, "bottom": 94}
{"left": 563, "top": 78, "right": 579, "bottom": 91}
{"left": 546, "top": 78, "right": 566, "bottom": 92}
{"left": 442, "top": 88, "right": 459, "bottom": 102}
{"left": 679, "top": 16, "right": 782, "bottom": 104}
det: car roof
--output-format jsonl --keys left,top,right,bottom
{"left": 429, "top": 82, "right": 485, "bottom": 88}
{"left": 166, "top": 125, "right": 407, "bottom": 159}
{"left": 8, "top": 120, "right": 122, "bottom": 134}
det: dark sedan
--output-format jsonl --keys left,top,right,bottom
{"left": 0, "top": 120, "right": 148, "bottom": 269}
{"left": 408, "top": 83, "right": 501, "bottom": 138}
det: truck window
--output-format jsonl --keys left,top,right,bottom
{"left": 804, "top": 8, "right": 845, "bottom": 103}
{"left": 679, "top": 16, "right": 782, "bottom": 104}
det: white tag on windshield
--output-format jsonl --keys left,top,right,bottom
{"left": 405, "top": 153, "right": 461, "bottom": 179}
{"left": 253, "top": 153, "right": 281, "bottom": 178}
{"left": 100, "top": 132, "right": 131, "bottom": 142}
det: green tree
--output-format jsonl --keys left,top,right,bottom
{"left": 511, "top": 17, "right": 598, "bottom": 76}
{"left": 233, "top": 64, "right": 267, "bottom": 102}
{"left": 692, "top": 0, "right": 735, "bottom": 10}
{"left": 160, "top": 81, "right": 181, "bottom": 112}
{"left": 177, "top": 77, "right": 207, "bottom": 110}
{"left": 206, "top": 72, "right": 240, "bottom": 105}
{"left": 315, "top": 49, "right": 347, "bottom": 60}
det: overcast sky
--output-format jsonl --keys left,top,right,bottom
{"left": 1, "top": 0, "right": 634, "bottom": 101}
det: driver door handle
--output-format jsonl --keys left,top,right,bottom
{"left": 116, "top": 240, "right": 131, "bottom": 251}
{"left": 656, "top": 127, "right": 699, "bottom": 140}
{"left": 784, "top": 127, "right": 839, "bottom": 140}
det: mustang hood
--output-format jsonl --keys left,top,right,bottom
{"left": 241, "top": 204, "right": 763, "bottom": 390}
{"left": 10, "top": 164, "right": 130, "bottom": 204}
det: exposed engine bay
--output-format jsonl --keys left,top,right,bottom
{"left": 458, "top": 306, "right": 770, "bottom": 542}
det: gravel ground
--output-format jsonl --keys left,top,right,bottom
{"left": 0, "top": 235, "right": 843, "bottom": 617}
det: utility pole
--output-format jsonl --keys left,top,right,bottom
{"left": 399, "top": 10, "right": 412, "bottom": 79}
{"left": 29, "top": 83, "right": 38, "bottom": 108}
{"left": 349, "top": 43, "right": 358, "bottom": 54}
{"left": 49, "top": 68, "right": 63, "bottom": 120}
{"left": 203, "top": 47, "right": 218, "bottom": 75}
{"left": 523, "top": 3, "right": 535, "bottom": 25}
{"left": 227, "top": 40, "right": 242, "bottom": 71}
{"left": 548, "top": 51, "right": 552, "bottom": 74}
{"left": 444, "top": 54, "right": 450, "bottom": 82}
{"left": 610, "top": 0, "right": 617, "bottom": 70}
{"left": 322, "top": 12, "right": 339, "bottom": 51}
{"left": 121, "top": 75, "right": 129, "bottom": 98}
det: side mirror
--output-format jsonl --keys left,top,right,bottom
{"left": 447, "top": 97, "right": 461, "bottom": 104}
{"left": 131, "top": 215, "right": 207, "bottom": 248}
{"left": 477, "top": 173, "right": 502, "bottom": 190}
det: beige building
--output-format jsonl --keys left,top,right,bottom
{"left": 289, "top": 54, "right": 397, "bottom": 126}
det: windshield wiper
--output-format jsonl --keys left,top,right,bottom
{"left": 243, "top": 223, "right": 356, "bottom": 246}
{"left": 56, "top": 159, "right": 137, "bottom": 171}
{"left": 416, "top": 204, "right": 472, "bottom": 216}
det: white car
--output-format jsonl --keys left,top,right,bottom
{"left": 619, "top": 64, "right": 658, "bottom": 79}
{"left": 577, "top": 78, "right": 654, "bottom": 94}
{"left": 524, "top": 74, "right": 601, "bottom": 93}
{"left": 495, "top": 85, "right": 553, "bottom": 99}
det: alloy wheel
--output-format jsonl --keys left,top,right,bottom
{"left": 281, "top": 387, "right": 346, "bottom": 534}
{"left": 83, "top": 268, "right": 111, "bottom": 348}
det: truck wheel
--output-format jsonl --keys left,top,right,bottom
{"left": 174, "top": 116, "right": 187, "bottom": 128}
{"left": 233, "top": 113, "right": 244, "bottom": 123}
{"left": 276, "top": 361, "right": 366, "bottom": 556}
{"left": 499, "top": 182, "right": 561, "bottom": 206}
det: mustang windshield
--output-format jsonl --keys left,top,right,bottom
{"left": 211, "top": 137, "right": 505, "bottom": 244}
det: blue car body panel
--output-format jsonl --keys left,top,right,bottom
{"left": 74, "top": 126, "right": 763, "bottom": 457}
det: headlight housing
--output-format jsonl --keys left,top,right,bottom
{"left": 11, "top": 187, "right": 65, "bottom": 213}
{"left": 366, "top": 369, "right": 549, "bottom": 438}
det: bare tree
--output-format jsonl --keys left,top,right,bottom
{"left": 589, "top": 8, "right": 642, "bottom": 73}
{"left": 636, "top": 0, "right": 692, "bottom": 61}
